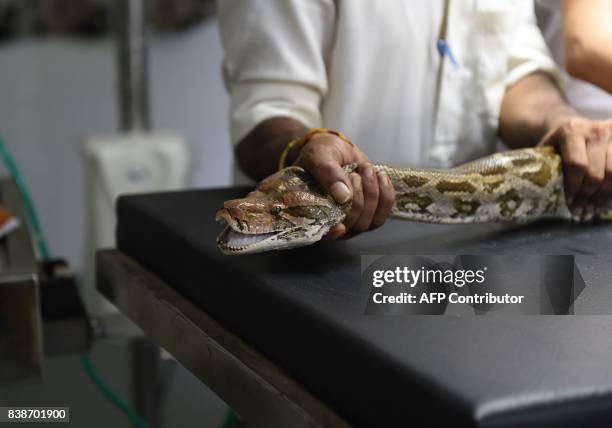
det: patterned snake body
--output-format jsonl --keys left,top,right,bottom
{"left": 216, "top": 147, "right": 612, "bottom": 254}
{"left": 384, "top": 146, "right": 571, "bottom": 224}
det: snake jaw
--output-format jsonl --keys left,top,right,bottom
{"left": 216, "top": 225, "right": 281, "bottom": 254}
{"left": 216, "top": 222, "right": 335, "bottom": 255}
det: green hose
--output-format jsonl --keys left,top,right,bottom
{"left": 81, "top": 354, "right": 148, "bottom": 428}
{"left": 0, "top": 139, "right": 50, "bottom": 260}
{"left": 0, "top": 136, "right": 149, "bottom": 428}
{"left": 220, "top": 410, "right": 237, "bottom": 428}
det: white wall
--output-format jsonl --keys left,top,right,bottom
{"left": 0, "top": 18, "right": 231, "bottom": 278}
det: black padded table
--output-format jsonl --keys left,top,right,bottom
{"left": 116, "top": 188, "right": 612, "bottom": 428}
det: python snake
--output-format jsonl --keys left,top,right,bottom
{"left": 216, "top": 146, "right": 612, "bottom": 254}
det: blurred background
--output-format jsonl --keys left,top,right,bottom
{"left": 0, "top": 0, "right": 233, "bottom": 426}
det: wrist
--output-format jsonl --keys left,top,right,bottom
{"left": 284, "top": 139, "right": 304, "bottom": 166}
{"left": 278, "top": 128, "right": 354, "bottom": 170}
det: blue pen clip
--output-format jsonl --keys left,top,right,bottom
{"left": 437, "top": 39, "right": 459, "bottom": 70}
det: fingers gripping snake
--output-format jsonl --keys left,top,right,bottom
{"left": 216, "top": 147, "right": 612, "bottom": 254}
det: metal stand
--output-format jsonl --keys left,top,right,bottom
{"left": 115, "top": 0, "right": 150, "bottom": 132}
{"left": 129, "top": 338, "right": 175, "bottom": 428}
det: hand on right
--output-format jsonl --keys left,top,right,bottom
{"left": 539, "top": 117, "right": 612, "bottom": 212}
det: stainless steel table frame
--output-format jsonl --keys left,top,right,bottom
{"left": 96, "top": 249, "right": 352, "bottom": 428}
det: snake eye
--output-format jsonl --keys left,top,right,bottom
{"left": 270, "top": 206, "right": 282, "bottom": 215}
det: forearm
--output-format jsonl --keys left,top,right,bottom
{"left": 565, "top": 33, "right": 612, "bottom": 94}
{"left": 563, "top": 0, "right": 612, "bottom": 94}
{"left": 498, "top": 72, "right": 576, "bottom": 148}
{"left": 235, "top": 117, "right": 308, "bottom": 181}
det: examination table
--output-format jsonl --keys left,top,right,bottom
{"left": 96, "top": 187, "right": 612, "bottom": 427}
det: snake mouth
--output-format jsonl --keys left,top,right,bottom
{"left": 216, "top": 226, "right": 280, "bottom": 254}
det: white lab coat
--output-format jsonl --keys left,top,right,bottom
{"left": 218, "top": 0, "right": 558, "bottom": 183}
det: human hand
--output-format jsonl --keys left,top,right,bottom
{"left": 293, "top": 132, "right": 395, "bottom": 239}
{"left": 539, "top": 117, "right": 612, "bottom": 212}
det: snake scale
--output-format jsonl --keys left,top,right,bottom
{"left": 216, "top": 146, "right": 612, "bottom": 254}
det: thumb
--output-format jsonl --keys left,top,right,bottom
{"left": 538, "top": 127, "right": 559, "bottom": 147}
{"left": 310, "top": 161, "right": 352, "bottom": 203}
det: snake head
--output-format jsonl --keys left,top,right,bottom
{"left": 216, "top": 166, "right": 349, "bottom": 254}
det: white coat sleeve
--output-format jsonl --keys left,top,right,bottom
{"left": 217, "top": 0, "right": 335, "bottom": 145}
{"left": 505, "top": 0, "right": 561, "bottom": 87}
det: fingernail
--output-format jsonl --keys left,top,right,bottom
{"left": 330, "top": 181, "right": 351, "bottom": 203}
{"left": 377, "top": 171, "right": 388, "bottom": 186}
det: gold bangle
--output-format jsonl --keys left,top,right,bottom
{"left": 277, "top": 128, "right": 354, "bottom": 171}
